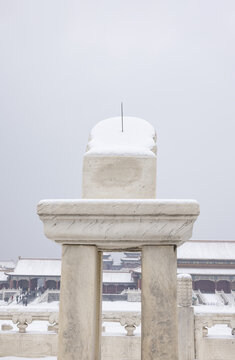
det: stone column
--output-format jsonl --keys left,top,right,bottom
{"left": 9, "top": 279, "right": 13, "bottom": 289}
{"left": 142, "top": 246, "right": 178, "bottom": 360}
{"left": 58, "top": 245, "right": 101, "bottom": 360}
{"left": 96, "top": 250, "right": 103, "bottom": 360}
{"left": 177, "top": 274, "right": 195, "bottom": 360}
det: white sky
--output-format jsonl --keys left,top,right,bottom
{"left": 0, "top": 1, "right": 235, "bottom": 260}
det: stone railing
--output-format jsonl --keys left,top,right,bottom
{"left": 0, "top": 310, "right": 139, "bottom": 336}
{"left": 0, "top": 275, "right": 235, "bottom": 359}
{"left": 0, "top": 310, "right": 59, "bottom": 333}
{"left": 195, "top": 311, "right": 235, "bottom": 360}
{"left": 1, "top": 307, "right": 235, "bottom": 359}
{"left": 103, "top": 311, "right": 141, "bottom": 336}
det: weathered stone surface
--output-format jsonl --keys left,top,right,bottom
{"left": 1, "top": 323, "right": 13, "bottom": 331}
{"left": 58, "top": 245, "right": 101, "bottom": 360}
{"left": 0, "top": 332, "right": 58, "bottom": 357}
{"left": 178, "top": 307, "right": 195, "bottom": 360}
{"left": 142, "top": 246, "right": 178, "bottom": 360}
{"left": 177, "top": 274, "right": 192, "bottom": 307}
{"left": 82, "top": 116, "right": 157, "bottom": 199}
{"left": 37, "top": 199, "right": 199, "bottom": 249}
{"left": 82, "top": 156, "right": 156, "bottom": 199}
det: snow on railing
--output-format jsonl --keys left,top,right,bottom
{"left": 0, "top": 310, "right": 59, "bottom": 333}
{"left": 195, "top": 312, "right": 235, "bottom": 337}
{"left": 194, "top": 311, "right": 235, "bottom": 360}
{"left": 102, "top": 311, "right": 140, "bottom": 336}
{"left": 0, "top": 310, "right": 140, "bottom": 336}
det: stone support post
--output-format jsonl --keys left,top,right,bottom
{"left": 58, "top": 245, "right": 102, "bottom": 360}
{"left": 142, "top": 246, "right": 178, "bottom": 360}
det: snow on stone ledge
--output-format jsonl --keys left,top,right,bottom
{"left": 177, "top": 273, "right": 192, "bottom": 280}
{"left": 85, "top": 116, "right": 156, "bottom": 157}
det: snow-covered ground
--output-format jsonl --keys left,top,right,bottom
{"left": 0, "top": 300, "right": 59, "bottom": 311}
{"left": 194, "top": 305, "right": 235, "bottom": 313}
{"left": 3, "top": 299, "right": 235, "bottom": 313}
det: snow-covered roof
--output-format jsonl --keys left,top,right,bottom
{"left": 121, "top": 257, "right": 141, "bottom": 262}
{"left": 103, "top": 272, "right": 133, "bottom": 283}
{"left": 0, "top": 272, "right": 8, "bottom": 282}
{"left": 132, "top": 267, "right": 141, "bottom": 274}
{"left": 178, "top": 240, "right": 235, "bottom": 260}
{"left": 85, "top": 117, "right": 156, "bottom": 157}
{"left": 8, "top": 258, "right": 61, "bottom": 277}
{"left": 0, "top": 261, "right": 15, "bottom": 269}
{"left": 110, "top": 252, "right": 123, "bottom": 266}
{"left": 133, "top": 265, "right": 235, "bottom": 276}
{"left": 178, "top": 268, "right": 235, "bottom": 275}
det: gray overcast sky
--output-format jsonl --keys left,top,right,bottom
{"left": 0, "top": 1, "right": 235, "bottom": 261}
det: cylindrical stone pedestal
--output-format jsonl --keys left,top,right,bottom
{"left": 142, "top": 246, "right": 178, "bottom": 360}
{"left": 58, "top": 245, "right": 102, "bottom": 360}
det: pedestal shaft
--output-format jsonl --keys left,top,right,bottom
{"left": 58, "top": 245, "right": 101, "bottom": 360}
{"left": 142, "top": 246, "right": 178, "bottom": 360}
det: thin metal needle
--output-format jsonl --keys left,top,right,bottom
{"left": 121, "top": 102, "right": 124, "bottom": 132}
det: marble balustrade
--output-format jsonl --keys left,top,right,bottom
{"left": 0, "top": 308, "right": 235, "bottom": 359}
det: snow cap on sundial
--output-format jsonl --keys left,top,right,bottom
{"left": 82, "top": 116, "right": 157, "bottom": 199}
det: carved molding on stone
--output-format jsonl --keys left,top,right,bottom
{"left": 120, "top": 315, "right": 141, "bottom": 336}
{"left": 177, "top": 274, "right": 192, "bottom": 307}
{"left": 12, "top": 313, "right": 32, "bottom": 333}
{"left": 48, "top": 313, "right": 59, "bottom": 333}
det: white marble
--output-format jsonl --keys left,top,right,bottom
{"left": 82, "top": 156, "right": 157, "bottom": 199}
{"left": 177, "top": 274, "right": 192, "bottom": 307}
{"left": 142, "top": 246, "right": 178, "bottom": 360}
{"left": 1, "top": 307, "right": 235, "bottom": 360}
{"left": 37, "top": 117, "right": 200, "bottom": 360}
{"left": 195, "top": 312, "right": 235, "bottom": 360}
{"left": 82, "top": 117, "right": 157, "bottom": 199}
{"left": 177, "top": 274, "right": 195, "bottom": 360}
{"left": 178, "top": 307, "right": 195, "bottom": 360}
{"left": 37, "top": 199, "right": 199, "bottom": 250}
{"left": 58, "top": 245, "right": 102, "bottom": 360}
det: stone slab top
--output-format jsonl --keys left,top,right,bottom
{"left": 37, "top": 199, "right": 199, "bottom": 250}
{"left": 37, "top": 199, "right": 199, "bottom": 217}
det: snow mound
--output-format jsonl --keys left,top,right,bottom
{"left": 86, "top": 117, "right": 156, "bottom": 157}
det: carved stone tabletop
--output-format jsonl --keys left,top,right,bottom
{"left": 37, "top": 199, "right": 199, "bottom": 250}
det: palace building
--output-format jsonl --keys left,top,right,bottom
{"left": 2, "top": 240, "right": 235, "bottom": 295}
{"left": 132, "top": 240, "right": 235, "bottom": 293}
{"left": 5, "top": 257, "right": 61, "bottom": 291}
